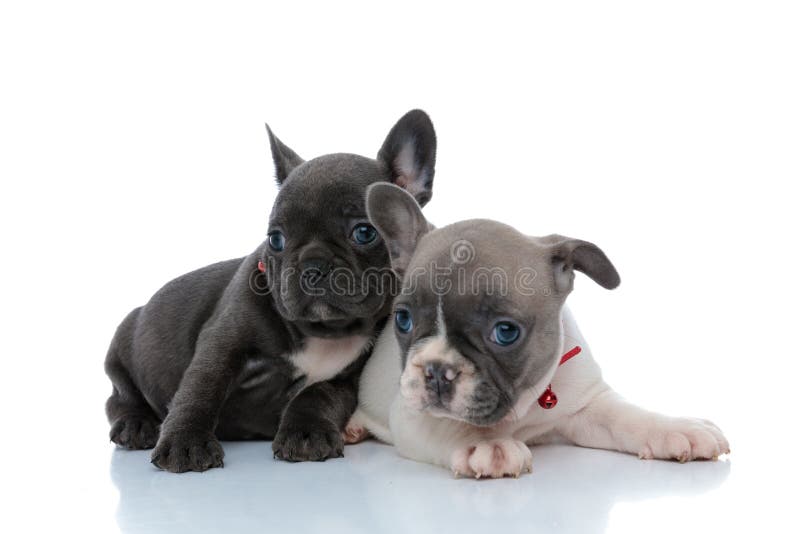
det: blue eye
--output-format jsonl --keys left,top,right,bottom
{"left": 492, "top": 321, "right": 520, "bottom": 346}
{"left": 268, "top": 231, "right": 285, "bottom": 252}
{"left": 395, "top": 309, "right": 413, "bottom": 333}
{"left": 351, "top": 224, "right": 378, "bottom": 245}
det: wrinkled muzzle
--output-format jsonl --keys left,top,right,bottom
{"left": 399, "top": 336, "right": 511, "bottom": 426}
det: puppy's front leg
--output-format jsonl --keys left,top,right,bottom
{"left": 151, "top": 330, "right": 244, "bottom": 473}
{"left": 273, "top": 374, "right": 357, "bottom": 462}
{"left": 391, "top": 402, "right": 533, "bottom": 479}
{"left": 556, "top": 389, "right": 730, "bottom": 462}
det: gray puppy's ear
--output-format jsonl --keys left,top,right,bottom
{"left": 366, "top": 183, "right": 430, "bottom": 276}
{"left": 544, "top": 235, "right": 621, "bottom": 293}
{"left": 265, "top": 124, "right": 304, "bottom": 185}
{"left": 378, "top": 109, "right": 437, "bottom": 207}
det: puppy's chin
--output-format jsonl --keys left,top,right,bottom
{"left": 434, "top": 403, "right": 511, "bottom": 427}
{"left": 274, "top": 295, "right": 387, "bottom": 337}
{"left": 404, "top": 394, "right": 511, "bottom": 427}
{"left": 294, "top": 317, "right": 369, "bottom": 339}
{"left": 291, "top": 302, "right": 363, "bottom": 337}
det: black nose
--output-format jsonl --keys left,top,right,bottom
{"left": 424, "top": 362, "right": 459, "bottom": 397}
{"left": 300, "top": 258, "right": 332, "bottom": 284}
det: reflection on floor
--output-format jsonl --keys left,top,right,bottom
{"left": 110, "top": 441, "right": 730, "bottom": 534}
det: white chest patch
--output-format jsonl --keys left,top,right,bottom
{"left": 292, "top": 335, "right": 371, "bottom": 385}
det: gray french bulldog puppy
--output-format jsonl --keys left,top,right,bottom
{"left": 349, "top": 183, "right": 729, "bottom": 478}
{"left": 104, "top": 110, "right": 437, "bottom": 473}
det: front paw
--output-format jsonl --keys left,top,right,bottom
{"left": 638, "top": 418, "right": 730, "bottom": 462}
{"left": 150, "top": 430, "right": 224, "bottom": 473}
{"left": 273, "top": 420, "right": 344, "bottom": 462}
{"left": 109, "top": 414, "right": 160, "bottom": 450}
{"left": 450, "top": 439, "right": 533, "bottom": 479}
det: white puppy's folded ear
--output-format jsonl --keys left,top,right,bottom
{"left": 265, "top": 124, "right": 304, "bottom": 185}
{"left": 541, "top": 235, "right": 621, "bottom": 293}
{"left": 366, "top": 183, "right": 430, "bottom": 276}
{"left": 377, "top": 109, "right": 437, "bottom": 207}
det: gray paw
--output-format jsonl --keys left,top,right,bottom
{"left": 150, "top": 431, "right": 224, "bottom": 473}
{"left": 272, "top": 422, "right": 344, "bottom": 462}
{"left": 110, "top": 414, "right": 160, "bottom": 450}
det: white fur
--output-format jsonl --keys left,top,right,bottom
{"left": 450, "top": 438, "right": 533, "bottom": 479}
{"left": 355, "top": 306, "right": 729, "bottom": 477}
{"left": 292, "top": 335, "right": 370, "bottom": 385}
{"left": 350, "top": 326, "right": 399, "bottom": 443}
{"left": 435, "top": 298, "right": 446, "bottom": 337}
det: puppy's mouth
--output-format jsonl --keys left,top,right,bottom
{"left": 276, "top": 291, "right": 387, "bottom": 324}
{"left": 464, "top": 402, "right": 513, "bottom": 427}
{"left": 285, "top": 300, "right": 371, "bottom": 337}
{"left": 294, "top": 317, "right": 367, "bottom": 338}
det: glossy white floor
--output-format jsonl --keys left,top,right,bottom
{"left": 106, "top": 441, "right": 734, "bottom": 534}
{"left": 9, "top": 417, "right": 788, "bottom": 534}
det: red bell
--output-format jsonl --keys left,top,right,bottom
{"left": 257, "top": 260, "right": 266, "bottom": 273}
{"left": 538, "top": 385, "right": 558, "bottom": 409}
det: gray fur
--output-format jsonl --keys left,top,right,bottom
{"left": 365, "top": 183, "right": 619, "bottom": 426}
{"left": 105, "top": 111, "right": 437, "bottom": 472}
{"left": 365, "top": 184, "right": 431, "bottom": 276}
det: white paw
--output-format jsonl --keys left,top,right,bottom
{"left": 638, "top": 417, "right": 730, "bottom": 462}
{"left": 450, "top": 439, "right": 533, "bottom": 479}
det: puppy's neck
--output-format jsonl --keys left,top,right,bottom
{"left": 500, "top": 317, "right": 567, "bottom": 424}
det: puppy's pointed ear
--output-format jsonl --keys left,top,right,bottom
{"left": 266, "top": 124, "right": 304, "bottom": 185}
{"left": 366, "top": 183, "right": 430, "bottom": 276}
{"left": 543, "top": 235, "right": 621, "bottom": 293}
{"left": 378, "top": 109, "right": 437, "bottom": 207}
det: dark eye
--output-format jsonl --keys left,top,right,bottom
{"left": 268, "top": 231, "right": 285, "bottom": 252}
{"left": 491, "top": 321, "right": 520, "bottom": 346}
{"left": 395, "top": 309, "right": 413, "bottom": 333}
{"left": 351, "top": 223, "right": 378, "bottom": 245}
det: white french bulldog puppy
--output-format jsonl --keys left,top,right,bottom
{"left": 347, "top": 183, "right": 729, "bottom": 478}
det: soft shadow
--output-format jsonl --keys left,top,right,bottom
{"left": 111, "top": 441, "right": 730, "bottom": 534}
{"left": 349, "top": 443, "right": 731, "bottom": 534}
{"left": 110, "top": 441, "right": 377, "bottom": 534}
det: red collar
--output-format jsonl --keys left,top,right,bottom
{"left": 537, "top": 345, "right": 582, "bottom": 409}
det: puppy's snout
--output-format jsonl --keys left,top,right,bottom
{"left": 424, "top": 362, "right": 459, "bottom": 396}
{"left": 300, "top": 258, "right": 333, "bottom": 284}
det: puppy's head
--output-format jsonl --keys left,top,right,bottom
{"left": 366, "top": 183, "right": 620, "bottom": 425}
{"left": 263, "top": 110, "right": 436, "bottom": 339}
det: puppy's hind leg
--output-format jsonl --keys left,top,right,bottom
{"left": 555, "top": 388, "right": 730, "bottom": 462}
{"left": 105, "top": 308, "right": 160, "bottom": 450}
{"left": 343, "top": 409, "right": 371, "bottom": 445}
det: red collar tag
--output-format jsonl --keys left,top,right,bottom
{"left": 537, "top": 346, "right": 582, "bottom": 409}
{"left": 257, "top": 260, "right": 266, "bottom": 273}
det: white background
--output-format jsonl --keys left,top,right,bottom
{"left": 1, "top": 1, "right": 798, "bottom": 533}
